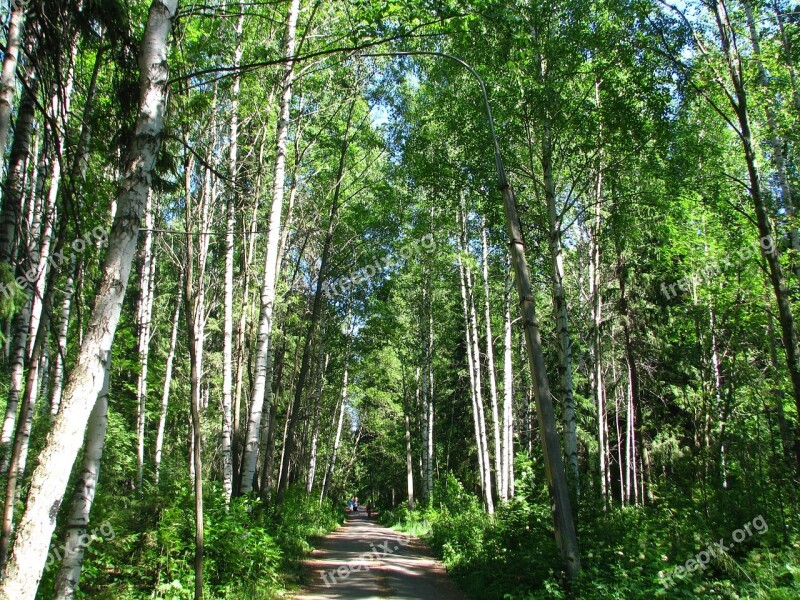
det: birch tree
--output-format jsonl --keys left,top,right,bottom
{"left": 0, "top": 2, "right": 178, "bottom": 595}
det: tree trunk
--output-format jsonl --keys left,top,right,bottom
{"left": 221, "top": 0, "right": 244, "bottom": 505}
{"left": 618, "top": 257, "right": 651, "bottom": 503}
{"left": 481, "top": 218, "right": 502, "bottom": 501}
{"left": 500, "top": 175, "right": 580, "bottom": 576}
{"left": 0, "top": 3, "right": 178, "bottom": 596}
{"left": 49, "top": 259, "right": 77, "bottom": 417}
{"left": 502, "top": 255, "right": 514, "bottom": 501}
{"left": 135, "top": 191, "right": 156, "bottom": 488}
{"left": 457, "top": 210, "right": 490, "bottom": 510}
{"left": 0, "top": 4, "right": 26, "bottom": 172}
{"left": 52, "top": 369, "right": 110, "bottom": 600}
{"left": 542, "top": 124, "right": 579, "bottom": 492}
{"left": 306, "top": 348, "right": 327, "bottom": 493}
{"left": 276, "top": 97, "right": 355, "bottom": 506}
{"left": 321, "top": 324, "right": 352, "bottom": 502}
{"left": 590, "top": 151, "right": 608, "bottom": 502}
{"left": 0, "top": 301, "right": 31, "bottom": 471}
{"left": 712, "top": 0, "right": 800, "bottom": 452}
{"left": 183, "top": 147, "right": 207, "bottom": 600}
{"left": 462, "top": 211, "right": 494, "bottom": 514}
{"left": 154, "top": 276, "right": 183, "bottom": 485}
{"left": 0, "top": 270, "right": 55, "bottom": 573}
{"left": 401, "top": 364, "right": 415, "bottom": 510}
{"left": 0, "top": 69, "right": 37, "bottom": 266}
{"left": 239, "top": 0, "right": 301, "bottom": 494}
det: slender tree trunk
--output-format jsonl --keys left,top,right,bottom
{"left": 590, "top": 158, "right": 608, "bottom": 503}
{"left": 0, "top": 4, "right": 26, "bottom": 170}
{"left": 136, "top": 191, "right": 156, "bottom": 487}
{"left": 27, "top": 40, "right": 80, "bottom": 360}
{"left": 49, "top": 259, "right": 77, "bottom": 417}
{"left": 618, "top": 258, "right": 651, "bottom": 503}
{"left": 500, "top": 172, "right": 580, "bottom": 576}
{"left": 481, "top": 218, "right": 502, "bottom": 500}
{"left": 52, "top": 369, "right": 110, "bottom": 600}
{"left": 276, "top": 97, "right": 355, "bottom": 505}
{"left": 401, "top": 364, "right": 415, "bottom": 510}
{"left": 183, "top": 148, "right": 207, "bottom": 600}
{"left": 0, "top": 301, "right": 31, "bottom": 471}
{"left": 0, "top": 70, "right": 37, "bottom": 266}
{"left": 154, "top": 277, "right": 183, "bottom": 485}
{"left": 708, "top": 306, "right": 728, "bottom": 488}
{"left": 464, "top": 221, "right": 494, "bottom": 514}
{"left": 0, "top": 273, "right": 55, "bottom": 573}
{"left": 501, "top": 256, "right": 514, "bottom": 501}
{"left": 744, "top": 0, "right": 800, "bottom": 286}
{"left": 239, "top": 0, "right": 301, "bottom": 494}
{"left": 221, "top": 0, "right": 244, "bottom": 505}
{"left": 321, "top": 323, "right": 352, "bottom": 502}
{"left": 541, "top": 124, "right": 579, "bottom": 491}
{"left": 712, "top": 0, "right": 800, "bottom": 449}
{"left": 457, "top": 211, "right": 490, "bottom": 509}
{"left": 0, "top": 3, "right": 178, "bottom": 596}
{"left": 306, "top": 348, "right": 327, "bottom": 493}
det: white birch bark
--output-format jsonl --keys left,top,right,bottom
{"left": 0, "top": 3, "right": 178, "bottom": 596}
{"left": 49, "top": 259, "right": 77, "bottom": 417}
{"left": 239, "top": 0, "right": 301, "bottom": 494}
{"left": 154, "top": 277, "right": 182, "bottom": 485}
{"left": 321, "top": 324, "right": 352, "bottom": 502}
{"left": 0, "top": 67, "right": 37, "bottom": 265}
{"left": 135, "top": 191, "right": 156, "bottom": 487}
{"left": 0, "top": 4, "right": 26, "bottom": 169}
{"left": 461, "top": 210, "right": 494, "bottom": 514}
{"left": 52, "top": 370, "right": 110, "bottom": 600}
{"left": 27, "top": 41, "right": 79, "bottom": 360}
{"left": 401, "top": 365, "right": 415, "bottom": 510}
{"left": 306, "top": 349, "right": 327, "bottom": 493}
{"left": 457, "top": 213, "right": 492, "bottom": 511}
{"left": 501, "top": 257, "right": 514, "bottom": 501}
{"left": 542, "top": 124, "right": 579, "bottom": 491}
{"left": 481, "top": 218, "right": 502, "bottom": 500}
{"left": 459, "top": 252, "right": 485, "bottom": 494}
{"left": 221, "top": 0, "right": 244, "bottom": 504}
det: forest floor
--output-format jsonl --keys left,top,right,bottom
{"left": 291, "top": 510, "right": 465, "bottom": 600}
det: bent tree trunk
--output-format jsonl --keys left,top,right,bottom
{"left": 711, "top": 0, "right": 800, "bottom": 451}
{"left": 0, "top": 2, "right": 178, "bottom": 597}
{"left": 500, "top": 175, "right": 580, "bottom": 577}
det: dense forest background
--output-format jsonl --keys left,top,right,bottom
{"left": 0, "top": 0, "right": 797, "bottom": 598}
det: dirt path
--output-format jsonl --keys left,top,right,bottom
{"left": 292, "top": 510, "right": 465, "bottom": 600}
